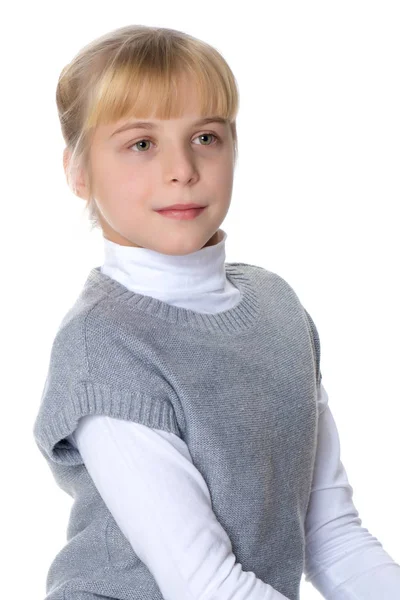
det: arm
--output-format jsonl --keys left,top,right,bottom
{"left": 68, "top": 415, "right": 290, "bottom": 600}
{"left": 304, "top": 383, "right": 400, "bottom": 598}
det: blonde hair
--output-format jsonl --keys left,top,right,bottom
{"left": 56, "top": 25, "right": 240, "bottom": 231}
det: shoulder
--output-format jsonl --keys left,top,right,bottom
{"left": 233, "top": 261, "right": 320, "bottom": 346}
{"left": 44, "top": 280, "right": 112, "bottom": 382}
{"left": 230, "top": 261, "right": 304, "bottom": 303}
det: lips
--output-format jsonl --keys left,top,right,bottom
{"left": 156, "top": 203, "right": 205, "bottom": 211}
{"left": 156, "top": 206, "right": 206, "bottom": 220}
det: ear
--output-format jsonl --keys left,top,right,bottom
{"left": 63, "top": 147, "right": 89, "bottom": 200}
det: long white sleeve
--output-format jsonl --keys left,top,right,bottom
{"left": 68, "top": 417, "right": 289, "bottom": 600}
{"left": 304, "top": 385, "right": 400, "bottom": 598}
{"left": 69, "top": 383, "right": 400, "bottom": 600}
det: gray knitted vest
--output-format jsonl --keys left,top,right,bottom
{"left": 33, "top": 262, "right": 322, "bottom": 600}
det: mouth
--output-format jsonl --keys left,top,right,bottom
{"left": 156, "top": 203, "right": 206, "bottom": 211}
{"left": 155, "top": 206, "right": 206, "bottom": 220}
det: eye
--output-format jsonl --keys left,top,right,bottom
{"left": 126, "top": 132, "right": 220, "bottom": 153}
{"left": 194, "top": 132, "right": 220, "bottom": 146}
{"left": 128, "top": 139, "right": 153, "bottom": 152}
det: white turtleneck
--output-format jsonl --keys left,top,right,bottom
{"left": 67, "top": 228, "right": 400, "bottom": 600}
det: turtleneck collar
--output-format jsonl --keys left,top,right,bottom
{"left": 101, "top": 228, "right": 240, "bottom": 312}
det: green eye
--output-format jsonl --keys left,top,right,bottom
{"left": 133, "top": 139, "right": 152, "bottom": 152}
{"left": 197, "top": 133, "right": 216, "bottom": 145}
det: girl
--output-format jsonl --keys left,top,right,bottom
{"left": 33, "top": 24, "right": 400, "bottom": 600}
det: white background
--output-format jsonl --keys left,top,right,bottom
{"left": 2, "top": 1, "right": 399, "bottom": 598}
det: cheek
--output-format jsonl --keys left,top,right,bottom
{"left": 93, "top": 157, "right": 147, "bottom": 196}
{"left": 115, "top": 171, "right": 154, "bottom": 205}
{"left": 214, "top": 165, "right": 234, "bottom": 192}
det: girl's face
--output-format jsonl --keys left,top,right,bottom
{"left": 79, "top": 82, "right": 235, "bottom": 255}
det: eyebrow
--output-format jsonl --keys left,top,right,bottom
{"left": 110, "top": 116, "right": 228, "bottom": 138}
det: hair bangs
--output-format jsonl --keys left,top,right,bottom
{"left": 84, "top": 55, "right": 237, "bottom": 132}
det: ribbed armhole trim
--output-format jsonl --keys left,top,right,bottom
{"left": 38, "top": 380, "right": 181, "bottom": 466}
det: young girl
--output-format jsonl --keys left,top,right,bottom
{"left": 33, "top": 24, "right": 400, "bottom": 600}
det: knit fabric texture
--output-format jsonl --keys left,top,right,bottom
{"left": 33, "top": 262, "right": 322, "bottom": 600}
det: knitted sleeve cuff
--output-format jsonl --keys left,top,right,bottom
{"left": 34, "top": 380, "right": 181, "bottom": 466}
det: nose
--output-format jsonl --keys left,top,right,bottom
{"left": 163, "top": 145, "right": 199, "bottom": 185}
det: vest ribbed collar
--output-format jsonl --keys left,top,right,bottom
{"left": 86, "top": 262, "right": 261, "bottom": 334}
